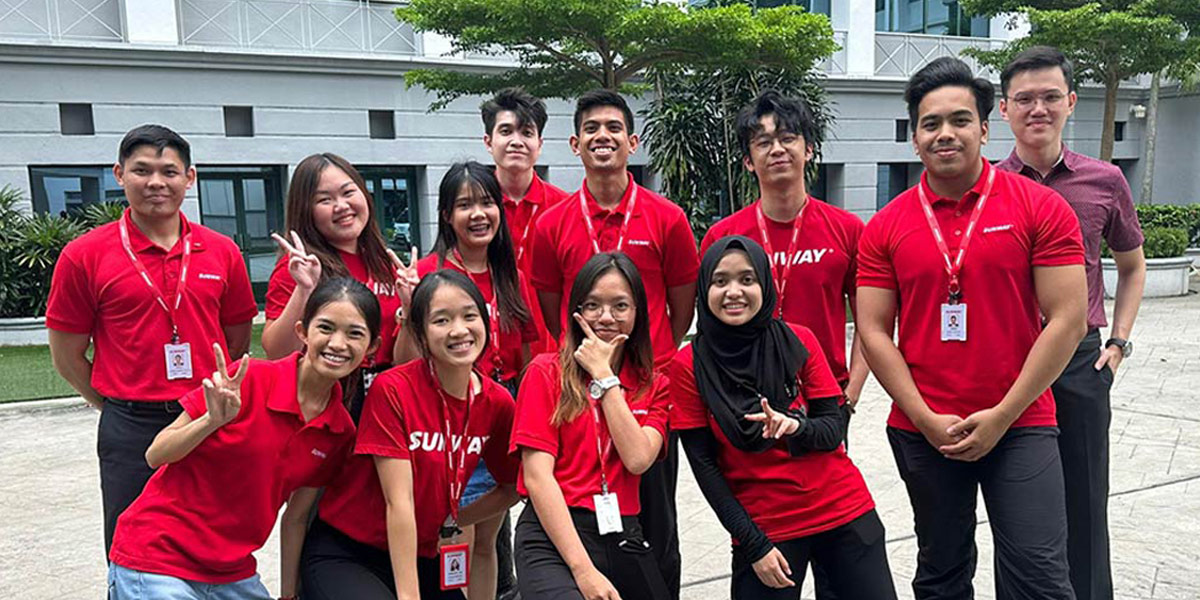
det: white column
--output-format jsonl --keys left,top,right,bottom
{"left": 845, "top": 0, "right": 877, "bottom": 78}
{"left": 123, "top": 0, "right": 179, "bottom": 45}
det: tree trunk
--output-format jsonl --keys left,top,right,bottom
{"left": 1100, "top": 75, "right": 1119, "bottom": 162}
{"left": 1140, "top": 70, "right": 1161, "bottom": 204}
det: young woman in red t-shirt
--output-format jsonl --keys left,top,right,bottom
{"left": 669, "top": 236, "right": 896, "bottom": 600}
{"left": 107, "top": 277, "right": 381, "bottom": 600}
{"left": 511, "top": 252, "right": 672, "bottom": 600}
{"left": 263, "top": 153, "right": 416, "bottom": 399}
{"left": 300, "top": 270, "right": 519, "bottom": 600}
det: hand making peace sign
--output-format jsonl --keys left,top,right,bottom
{"left": 386, "top": 247, "right": 421, "bottom": 310}
{"left": 271, "top": 230, "right": 321, "bottom": 291}
{"left": 745, "top": 397, "right": 802, "bottom": 439}
{"left": 572, "top": 313, "right": 629, "bottom": 381}
{"left": 202, "top": 343, "right": 250, "bottom": 428}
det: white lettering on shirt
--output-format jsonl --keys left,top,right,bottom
{"left": 627, "top": 239, "right": 652, "bottom": 246}
{"left": 983, "top": 224, "right": 1013, "bottom": 234}
{"left": 407, "top": 431, "right": 491, "bottom": 455}
{"left": 631, "top": 409, "right": 649, "bottom": 416}
{"left": 197, "top": 273, "right": 223, "bottom": 281}
{"left": 770, "top": 248, "right": 832, "bottom": 267}
{"left": 311, "top": 448, "right": 327, "bottom": 459}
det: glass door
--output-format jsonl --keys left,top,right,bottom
{"left": 358, "top": 166, "right": 421, "bottom": 254}
{"left": 196, "top": 166, "right": 286, "bottom": 301}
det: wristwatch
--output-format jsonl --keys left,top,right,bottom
{"left": 588, "top": 376, "right": 622, "bottom": 400}
{"left": 1105, "top": 337, "right": 1133, "bottom": 358}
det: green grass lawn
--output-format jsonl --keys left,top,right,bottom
{"left": 0, "top": 323, "right": 265, "bottom": 404}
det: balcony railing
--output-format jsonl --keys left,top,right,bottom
{"left": 819, "top": 29, "right": 848, "bottom": 76}
{"left": 874, "top": 32, "right": 1004, "bottom": 79}
{"left": 178, "top": 0, "right": 419, "bottom": 56}
{"left": 0, "top": 0, "right": 124, "bottom": 43}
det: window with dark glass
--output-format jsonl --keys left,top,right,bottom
{"left": 196, "top": 166, "right": 286, "bottom": 300}
{"left": 876, "top": 0, "right": 989, "bottom": 36}
{"left": 358, "top": 166, "right": 421, "bottom": 255}
{"left": 1114, "top": 121, "right": 1125, "bottom": 142}
{"left": 59, "top": 104, "right": 95, "bottom": 136}
{"left": 223, "top": 106, "right": 254, "bottom": 137}
{"left": 29, "top": 166, "right": 125, "bottom": 215}
{"left": 369, "top": 110, "right": 396, "bottom": 140}
{"left": 876, "top": 163, "right": 914, "bottom": 209}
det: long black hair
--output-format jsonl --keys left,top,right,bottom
{"left": 405, "top": 269, "right": 491, "bottom": 361}
{"left": 300, "top": 277, "right": 382, "bottom": 408}
{"left": 554, "top": 252, "right": 653, "bottom": 425}
{"left": 432, "top": 161, "right": 530, "bottom": 332}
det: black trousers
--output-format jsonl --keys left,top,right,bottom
{"left": 730, "top": 510, "right": 896, "bottom": 600}
{"left": 638, "top": 432, "right": 681, "bottom": 599}
{"left": 300, "top": 518, "right": 464, "bottom": 600}
{"left": 1053, "top": 329, "right": 1114, "bottom": 600}
{"left": 98, "top": 398, "right": 181, "bottom": 555}
{"left": 514, "top": 504, "right": 671, "bottom": 600}
{"left": 888, "top": 426, "right": 1075, "bottom": 600}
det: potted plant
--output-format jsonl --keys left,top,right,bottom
{"left": 1103, "top": 225, "right": 1192, "bottom": 298}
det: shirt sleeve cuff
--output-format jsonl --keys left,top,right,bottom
{"left": 509, "top": 433, "right": 557, "bottom": 458}
{"left": 354, "top": 443, "right": 410, "bottom": 460}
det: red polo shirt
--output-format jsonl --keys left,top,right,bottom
{"left": 504, "top": 172, "right": 570, "bottom": 276}
{"left": 109, "top": 353, "right": 354, "bottom": 583}
{"left": 669, "top": 324, "right": 874, "bottom": 541}
{"left": 529, "top": 174, "right": 699, "bottom": 367}
{"left": 701, "top": 198, "right": 864, "bottom": 384}
{"left": 857, "top": 160, "right": 1085, "bottom": 431}
{"left": 46, "top": 210, "right": 258, "bottom": 401}
{"left": 510, "top": 353, "right": 670, "bottom": 515}
{"left": 416, "top": 255, "right": 539, "bottom": 381}
{"left": 317, "top": 359, "right": 517, "bottom": 557}
{"left": 266, "top": 250, "right": 400, "bottom": 367}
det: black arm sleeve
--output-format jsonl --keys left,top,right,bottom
{"left": 785, "top": 396, "right": 846, "bottom": 456}
{"left": 679, "top": 427, "right": 773, "bottom": 563}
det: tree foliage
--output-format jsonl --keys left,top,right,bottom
{"left": 395, "top": 0, "right": 837, "bottom": 107}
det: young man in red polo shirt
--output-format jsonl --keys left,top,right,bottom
{"left": 529, "top": 89, "right": 699, "bottom": 599}
{"left": 46, "top": 124, "right": 258, "bottom": 555}
{"left": 857, "top": 57, "right": 1087, "bottom": 599}
{"left": 701, "top": 90, "right": 869, "bottom": 412}
{"left": 996, "top": 46, "right": 1146, "bottom": 600}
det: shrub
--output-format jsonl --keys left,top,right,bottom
{"left": 0, "top": 186, "right": 88, "bottom": 318}
{"left": 1136, "top": 204, "right": 1200, "bottom": 246}
{"left": 1141, "top": 227, "right": 1189, "bottom": 259}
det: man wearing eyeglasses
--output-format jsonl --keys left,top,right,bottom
{"left": 996, "top": 45, "right": 1146, "bottom": 600}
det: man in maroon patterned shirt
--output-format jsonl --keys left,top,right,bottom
{"left": 997, "top": 46, "right": 1147, "bottom": 600}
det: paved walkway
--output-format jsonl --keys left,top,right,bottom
{"left": 2, "top": 291, "right": 1198, "bottom": 599}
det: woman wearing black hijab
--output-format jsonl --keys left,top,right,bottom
{"left": 668, "top": 236, "right": 896, "bottom": 600}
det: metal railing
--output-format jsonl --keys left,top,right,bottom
{"left": 178, "top": 0, "right": 419, "bottom": 56}
{"left": 819, "top": 29, "right": 848, "bottom": 76}
{"left": 0, "top": 0, "right": 123, "bottom": 43}
{"left": 874, "top": 32, "right": 1004, "bottom": 79}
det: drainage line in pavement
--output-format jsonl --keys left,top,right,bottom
{"left": 680, "top": 473, "right": 1200, "bottom": 590}
{"left": 1112, "top": 405, "right": 1200, "bottom": 424}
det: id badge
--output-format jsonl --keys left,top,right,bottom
{"left": 164, "top": 343, "right": 193, "bottom": 380}
{"left": 439, "top": 543, "right": 470, "bottom": 590}
{"left": 940, "top": 303, "right": 967, "bottom": 342}
{"left": 593, "top": 492, "right": 623, "bottom": 536}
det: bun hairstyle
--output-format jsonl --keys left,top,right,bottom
{"left": 553, "top": 252, "right": 653, "bottom": 425}
{"left": 405, "top": 269, "right": 491, "bottom": 360}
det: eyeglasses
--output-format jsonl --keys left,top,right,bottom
{"left": 577, "top": 300, "right": 633, "bottom": 321}
{"left": 751, "top": 132, "right": 804, "bottom": 151}
{"left": 1007, "top": 91, "right": 1067, "bottom": 111}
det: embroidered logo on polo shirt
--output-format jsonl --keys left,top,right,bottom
{"left": 311, "top": 448, "right": 327, "bottom": 459}
{"left": 197, "top": 273, "right": 223, "bottom": 281}
{"left": 983, "top": 224, "right": 1014, "bottom": 234}
{"left": 627, "top": 239, "right": 652, "bottom": 247}
{"left": 632, "top": 409, "right": 649, "bottom": 416}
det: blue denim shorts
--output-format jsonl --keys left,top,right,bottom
{"left": 108, "top": 563, "right": 271, "bottom": 600}
{"left": 460, "top": 459, "right": 498, "bottom": 507}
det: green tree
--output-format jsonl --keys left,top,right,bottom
{"left": 962, "top": 0, "right": 1186, "bottom": 161}
{"left": 395, "top": 0, "right": 836, "bottom": 107}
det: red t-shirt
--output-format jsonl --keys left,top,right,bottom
{"left": 510, "top": 353, "right": 670, "bottom": 515}
{"left": 701, "top": 198, "right": 864, "bottom": 384}
{"left": 857, "top": 160, "right": 1085, "bottom": 431}
{"left": 416, "top": 255, "right": 539, "bottom": 381}
{"left": 319, "top": 359, "right": 517, "bottom": 557}
{"left": 45, "top": 210, "right": 258, "bottom": 401}
{"left": 669, "top": 325, "right": 874, "bottom": 541}
{"left": 529, "top": 174, "right": 699, "bottom": 367}
{"left": 109, "top": 353, "right": 354, "bottom": 583}
{"left": 266, "top": 250, "right": 400, "bottom": 367}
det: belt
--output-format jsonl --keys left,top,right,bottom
{"left": 104, "top": 397, "right": 183, "bottom": 413}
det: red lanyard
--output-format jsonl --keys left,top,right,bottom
{"left": 450, "top": 250, "right": 504, "bottom": 378}
{"left": 916, "top": 167, "right": 997, "bottom": 303}
{"left": 589, "top": 401, "right": 615, "bottom": 495}
{"left": 430, "top": 360, "right": 476, "bottom": 523}
{"left": 578, "top": 176, "right": 638, "bottom": 255}
{"left": 119, "top": 215, "right": 192, "bottom": 343}
{"left": 514, "top": 201, "right": 540, "bottom": 265}
{"left": 754, "top": 199, "right": 809, "bottom": 318}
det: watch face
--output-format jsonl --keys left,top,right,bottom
{"left": 1123, "top": 341, "right": 1133, "bottom": 357}
{"left": 588, "top": 381, "right": 602, "bottom": 399}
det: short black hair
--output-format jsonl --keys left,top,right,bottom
{"left": 1000, "top": 45, "right": 1076, "bottom": 97}
{"left": 481, "top": 87, "right": 549, "bottom": 136}
{"left": 904, "top": 57, "right": 995, "bottom": 133}
{"left": 118, "top": 124, "right": 192, "bottom": 168}
{"left": 735, "top": 90, "right": 820, "bottom": 159}
{"left": 573, "top": 89, "right": 635, "bottom": 135}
